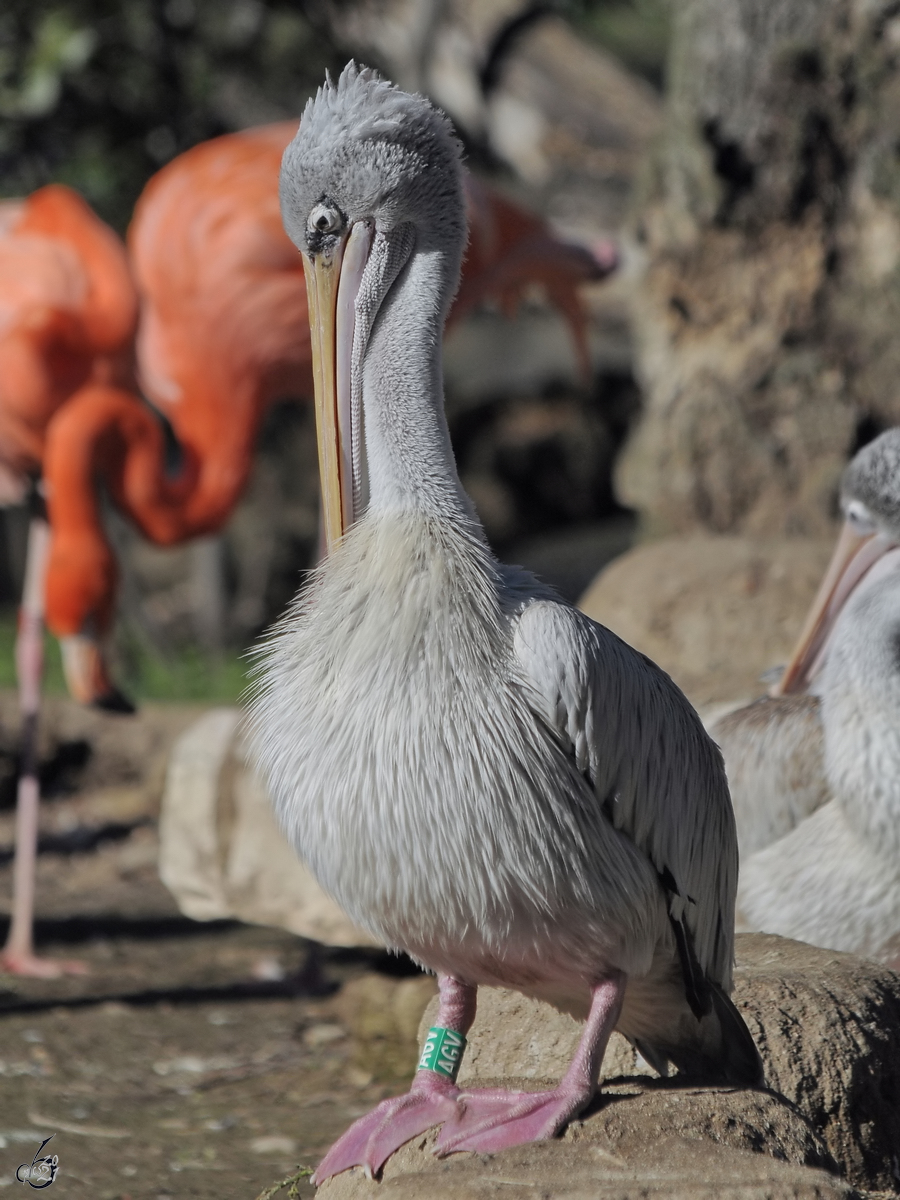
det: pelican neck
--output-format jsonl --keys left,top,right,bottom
{"left": 360, "top": 239, "right": 471, "bottom": 522}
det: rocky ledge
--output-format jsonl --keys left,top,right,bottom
{"left": 318, "top": 934, "right": 900, "bottom": 1199}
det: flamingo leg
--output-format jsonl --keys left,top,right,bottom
{"left": 436, "top": 970, "right": 626, "bottom": 1156}
{"left": 1, "top": 515, "right": 88, "bottom": 978}
{"left": 312, "top": 975, "right": 476, "bottom": 1184}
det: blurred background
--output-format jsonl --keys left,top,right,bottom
{"left": 0, "top": 0, "right": 670, "bottom": 702}
{"left": 4, "top": 4, "right": 900, "bottom": 1195}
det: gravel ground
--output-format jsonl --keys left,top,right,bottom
{"left": 0, "top": 694, "right": 429, "bottom": 1200}
{"left": 0, "top": 926, "right": 410, "bottom": 1200}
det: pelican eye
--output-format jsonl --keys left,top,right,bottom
{"left": 308, "top": 204, "right": 343, "bottom": 236}
{"left": 845, "top": 499, "right": 876, "bottom": 535}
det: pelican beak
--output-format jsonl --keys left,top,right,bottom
{"left": 303, "top": 221, "right": 374, "bottom": 555}
{"left": 773, "top": 522, "right": 898, "bottom": 695}
{"left": 303, "top": 240, "right": 346, "bottom": 554}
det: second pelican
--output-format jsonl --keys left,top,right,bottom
{"left": 718, "top": 430, "right": 900, "bottom": 961}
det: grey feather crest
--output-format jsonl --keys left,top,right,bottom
{"left": 842, "top": 428, "right": 900, "bottom": 535}
{"left": 300, "top": 62, "right": 456, "bottom": 150}
{"left": 280, "top": 62, "right": 466, "bottom": 256}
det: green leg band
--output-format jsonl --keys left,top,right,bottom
{"left": 417, "top": 1026, "right": 466, "bottom": 1081}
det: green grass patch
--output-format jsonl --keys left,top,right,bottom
{"left": 0, "top": 608, "right": 251, "bottom": 705}
{"left": 117, "top": 630, "right": 250, "bottom": 704}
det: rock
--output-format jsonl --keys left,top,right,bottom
{"left": 577, "top": 535, "right": 834, "bottom": 706}
{"left": 158, "top": 709, "right": 375, "bottom": 947}
{"left": 734, "top": 935, "right": 900, "bottom": 1193}
{"left": 618, "top": 0, "right": 900, "bottom": 540}
{"left": 318, "top": 1130, "right": 854, "bottom": 1198}
{"left": 317, "top": 934, "right": 900, "bottom": 1198}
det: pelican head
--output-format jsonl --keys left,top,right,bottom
{"left": 280, "top": 65, "right": 466, "bottom": 550}
{"left": 775, "top": 427, "right": 900, "bottom": 694}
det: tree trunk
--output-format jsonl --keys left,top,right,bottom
{"left": 619, "top": 0, "right": 900, "bottom": 537}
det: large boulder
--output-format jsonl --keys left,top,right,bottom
{"left": 577, "top": 535, "right": 834, "bottom": 707}
{"left": 317, "top": 934, "right": 900, "bottom": 1198}
{"left": 735, "top": 935, "right": 900, "bottom": 1190}
{"left": 335, "top": 974, "right": 439, "bottom": 1086}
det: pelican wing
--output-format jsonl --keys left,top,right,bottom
{"left": 711, "top": 695, "right": 828, "bottom": 857}
{"left": 512, "top": 598, "right": 738, "bottom": 992}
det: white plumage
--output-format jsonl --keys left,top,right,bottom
{"left": 249, "top": 64, "right": 760, "bottom": 1181}
{"left": 713, "top": 695, "right": 828, "bottom": 857}
{"left": 255, "top": 510, "right": 736, "bottom": 1015}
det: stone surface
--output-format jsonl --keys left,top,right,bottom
{"left": 318, "top": 934, "right": 900, "bottom": 1198}
{"left": 577, "top": 535, "right": 834, "bottom": 706}
{"left": 318, "top": 1129, "right": 856, "bottom": 1198}
{"left": 734, "top": 936, "right": 900, "bottom": 1193}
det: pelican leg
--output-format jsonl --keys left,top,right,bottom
{"left": 312, "top": 974, "right": 475, "bottom": 1184}
{"left": 0, "top": 517, "right": 87, "bottom": 978}
{"left": 436, "top": 970, "right": 625, "bottom": 1156}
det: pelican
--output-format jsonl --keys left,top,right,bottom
{"left": 711, "top": 694, "right": 829, "bottom": 857}
{"left": 720, "top": 429, "right": 900, "bottom": 961}
{"left": 249, "top": 65, "right": 761, "bottom": 1185}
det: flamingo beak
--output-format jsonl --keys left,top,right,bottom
{"left": 59, "top": 634, "right": 135, "bottom": 713}
{"left": 302, "top": 221, "right": 374, "bottom": 555}
{"left": 773, "top": 522, "right": 898, "bottom": 696}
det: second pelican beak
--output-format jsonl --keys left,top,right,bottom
{"left": 773, "top": 522, "right": 896, "bottom": 695}
{"left": 303, "top": 221, "right": 374, "bottom": 556}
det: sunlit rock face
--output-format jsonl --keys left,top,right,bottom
{"left": 621, "top": 0, "right": 900, "bottom": 540}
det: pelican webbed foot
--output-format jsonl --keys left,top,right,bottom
{"left": 312, "top": 1072, "right": 460, "bottom": 1184}
{"left": 436, "top": 1080, "right": 593, "bottom": 1154}
{"left": 437, "top": 971, "right": 624, "bottom": 1157}
{"left": 314, "top": 973, "right": 477, "bottom": 1183}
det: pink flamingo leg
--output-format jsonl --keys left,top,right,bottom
{"left": 436, "top": 970, "right": 625, "bottom": 1156}
{"left": 313, "top": 974, "right": 476, "bottom": 1184}
{"left": 1, "top": 515, "right": 88, "bottom": 978}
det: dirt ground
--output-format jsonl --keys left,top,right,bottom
{"left": 0, "top": 694, "right": 430, "bottom": 1200}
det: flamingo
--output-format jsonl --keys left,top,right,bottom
{"left": 249, "top": 66, "right": 761, "bottom": 1184}
{"left": 0, "top": 183, "right": 137, "bottom": 976}
{"left": 712, "top": 430, "right": 900, "bottom": 962}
